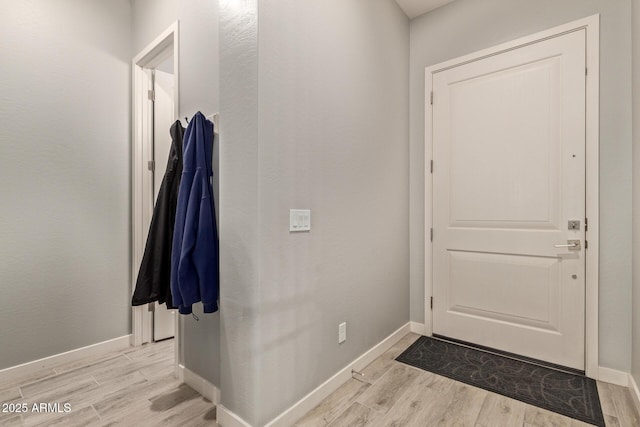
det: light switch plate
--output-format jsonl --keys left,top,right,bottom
{"left": 290, "top": 209, "right": 311, "bottom": 232}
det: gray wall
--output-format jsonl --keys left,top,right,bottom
{"left": 131, "top": 0, "right": 221, "bottom": 386}
{"left": 131, "top": 0, "right": 219, "bottom": 118}
{"left": 632, "top": 0, "right": 640, "bottom": 387}
{"left": 219, "top": 0, "right": 261, "bottom": 420}
{"left": 219, "top": 0, "right": 409, "bottom": 423}
{"left": 0, "top": 0, "right": 132, "bottom": 369}
{"left": 409, "top": 0, "right": 633, "bottom": 372}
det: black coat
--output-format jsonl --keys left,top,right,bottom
{"left": 132, "top": 121, "right": 185, "bottom": 309}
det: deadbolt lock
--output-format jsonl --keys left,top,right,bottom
{"left": 568, "top": 220, "right": 580, "bottom": 230}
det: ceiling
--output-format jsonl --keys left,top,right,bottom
{"left": 395, "top": 0, "right": 457, "bottom": 19}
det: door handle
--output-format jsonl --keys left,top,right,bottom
{"left": 554, "top": 240, "right": 581, "bottom": 251}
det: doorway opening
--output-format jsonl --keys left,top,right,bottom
{"left": 131, "top": 22, "right": 180, "bottom": 376}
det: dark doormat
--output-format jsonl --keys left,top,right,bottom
{"left": 396, "top": 336, "right": 604, "bottom": 427}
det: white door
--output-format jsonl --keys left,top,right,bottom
{"left": 432, "top": 30, "right": 586, "bottom": 370}
{"left": 152, "top": 67, "right": 176, "bottom": 341}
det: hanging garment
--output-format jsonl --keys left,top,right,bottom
{"left": 171, "top": 112, "right": 219, "bottom": 314}
{"left": 132, "top": 121, "right": 185, "bottom": 309}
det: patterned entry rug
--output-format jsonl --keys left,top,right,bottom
{"left": 396, "top": 336, "right": 605, "bottom": 427}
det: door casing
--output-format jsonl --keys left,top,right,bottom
{"left": 423, "top": 15, "right": 600, "bottom": 379}
{"left": 131, "top": 22, "right": 180, "bottom": 374}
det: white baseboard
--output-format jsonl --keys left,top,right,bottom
{"left": 263, "top": 322, "right": 411, "bottom": 427}
{"left": 0, "top": 335, "right": 131, "bottom": 384}
{"left": 629, "top": 373, "right": 640, "bottom": 415}
{"left": 409, "top": 321, "right": 426, "bottom": 335}
{"left": 217, "top": 404, "right": 252, "bottom": 427}
{"left": 178, "top": 364, "right": 221, "bottom": 404}
{"left": 598, "top": 366, "right": 629, "bottom": 387}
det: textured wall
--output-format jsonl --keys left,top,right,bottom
{"left": 218, "top": 0, "right": 261, "bottom": 421}
{"left": 632, "top": 0, "right": 640, "bottom": 388}
{"left": 131, "top": 0, "right": 221, "bottom": 386}
{"left": 0, "top": 0, "right": 132, "bottom": 369}
{"left": 131, "top": 0, "right": 177, "bottom": 54}
{"left": 131, "top": 0, "right": 219, "bottom": 119}
{"left": 219, "top": 0, "right": 409, "bottom": 423}
{"left": 409, "top": 0, "right": 633, "bottom": 372}
{"left": 256, "top": 1, "right": 409, "bottom": 422}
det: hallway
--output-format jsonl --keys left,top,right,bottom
{"left": 0, "top": 340, "right": 216, "bottom": 426}
{"left": 1, "top": 334, "right": 638, "bottom": 426}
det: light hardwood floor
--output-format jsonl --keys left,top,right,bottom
{"left": 295, "top": 333, "right": 640, "bottom": 427}
{"left": 2, "top": 334, "right": 639, "bottom": 426}
{"left": 0, "top": 339, "right": 217, "bottom": 427}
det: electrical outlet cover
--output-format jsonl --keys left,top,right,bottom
{"left": 338, "top": 322, "right": 346, "bottom": 343}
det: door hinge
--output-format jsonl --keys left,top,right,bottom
{"left": 430, "top": 228, "right": 433, "bottom": 242}
{"left": 585, "top": 240, "right": 588, "bottom": 249}
{"left": 585, "top": 217, "right": 588, "bottom": 232}
{"left": 430, "top": 160, "right": 433, "bottom": 174}
{"left": 430, "top": 297, "right": 433, "bottom": 310}
{"left": 430, "top": 91, "right": 434, "bottom": 105}
{"left": 147, "top": 160, "right": 155, "bottom": 172}
{"left": 148, "top": 89, "right": 155, "bottom": 101}
{"left": 585, "top": 67, "right": 588, "bottom": 76}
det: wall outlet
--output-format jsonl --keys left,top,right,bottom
{"left": 338, "top": 322, "right": 347, "bottom": 344}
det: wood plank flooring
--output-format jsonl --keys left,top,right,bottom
{"left": 295, "top": 333, "right": 640, "bottom": 427}
{"left": 1, "top": 333, "right": 638, "bottom": 426}
{"left": 0, "top": 339, "right": 217, "bottom": 427}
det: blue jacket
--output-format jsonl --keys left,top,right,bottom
{"left": 171, "top": 112, "right": 219, "bottom": 314}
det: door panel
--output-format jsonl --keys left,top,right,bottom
{"left": 449, "top": 57, "right": 561, "bottom": 228}
{"left": 432, "top": 30, "right": 586, "bottom": 369}
{"left": 152, "top": 68, "right": 176, "bottom": 342}
{"left": 448, "top": 251, "right": 560, "bottom": 331}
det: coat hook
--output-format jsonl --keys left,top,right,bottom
{"left": 185, "top": 116, "right": 190, "bottom": 124}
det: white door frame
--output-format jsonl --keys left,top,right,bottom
{"left": 131, "top": 22, "right": 180, "bottom": 372}
{"left": 424, "top": 15, "right": 600, "bottom": 378}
